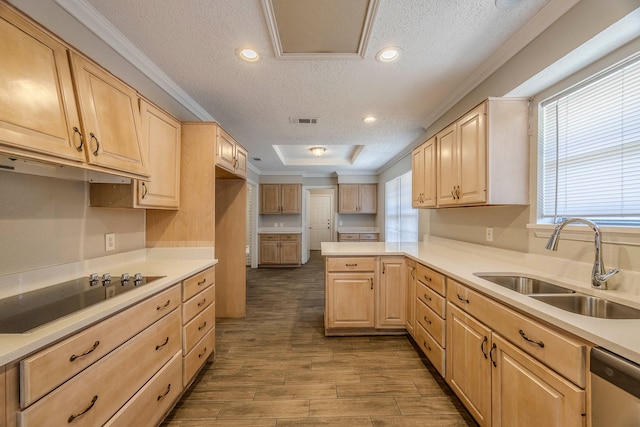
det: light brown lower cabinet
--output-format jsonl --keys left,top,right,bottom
{"left": 377, "top": 257, "right": 406, "bottom": 328}
{"left": 405, "top": 260, "right": 416, "bottom": 338}
{"left": 259, "top": 234, "right": 301, "bottom": 266}
{"left": 337, "top": 232, "right": 379, "bottom": 242}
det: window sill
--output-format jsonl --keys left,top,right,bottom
{"left": 527, "top": 223, "right": 640, "bottom": 246}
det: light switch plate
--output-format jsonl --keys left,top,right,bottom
{"left": 105, "top": 233, "right": 115, "bottom": 251}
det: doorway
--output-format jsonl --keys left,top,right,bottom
{"left": 308, "top": 189, "right": 335, "bottom": 250}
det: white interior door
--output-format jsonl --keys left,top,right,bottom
{"left": 310, "top": 194, "right": 333, "bottom": 250}
{"left": 303, "top": 189, "right": 310, "bottom": 264}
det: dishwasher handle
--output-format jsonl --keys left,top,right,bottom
{"left": 591, "top": 347, "right": 640, "bottom": 399}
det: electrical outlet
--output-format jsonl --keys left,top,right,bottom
{"left": 485, "top": 227, "right": 494, "bottom": 242}
{"left": 105, "top": 233, "right": 115, "bottom": 251}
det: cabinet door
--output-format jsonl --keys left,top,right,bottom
{"left": 377, "top": 257, "right": 406, "bottom": 328}
{"left": 280, "top": 241, "right": 300, "bottom": 265}
{"left": 259, "top": 238, "right": 280, "bottom": 264}
{"left": 215, "top": 126, "right": 236, "bottom": 172}
{"left": 436, "top": 123, "right": 458, "bottom": 206}
{"left": 458, "top": 103, "right": 486, "bottom": 205}
{"left": 260, "top": 184, "right": 281, "bottom": 214}
{"left": 338, "top": 184, "right": 359, "bottom": 213}
{"left": 70, "top": 52, "right": 148, "bottom": 178}
{"left": 412, "top": 147, "right": 425, "bottom": 207}
{"left": 137, "top": 99, "right": 180, "bottom": 209}
{"left": 234, "top": 143, "right": 248, "bottom": 178}
{"left": 0, "top": 4, "right": 84, "bottom": 163}
{"left": 421, "top": 137, "right": 437, "bottom": 207}
{"left": 281, "top": 184, "right": 301, "bottom": 214}
{"left": 405, "top": 261, "right": 416, "bottom": 337}
{"left": 491, "top": 334, "right": 585, "bottom": 427}
{"left": 446, "top": 303, "right": 492, "bottom": 426}
{"left": 358, "top": 184, "right": 377, "bottom": 214}
{"left": 326, "top": 273, "right": 375, "bottom": 328}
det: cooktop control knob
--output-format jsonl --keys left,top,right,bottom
{"left": 121, "top": 273, "right": 130, "bottom": 283}
{"left": 102, "top": 273, "right": 111, "bottom": 285}
{"left": 134, "top": 273, "right": 143, "bottom": 284}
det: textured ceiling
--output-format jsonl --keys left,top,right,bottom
{"left": 80, "top": 0, "right": 551, "bottom": 175}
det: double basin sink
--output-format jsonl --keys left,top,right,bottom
{"left": 474, "top": 274, "right": 640, "bottom": 319}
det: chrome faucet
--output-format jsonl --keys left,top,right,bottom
{"left": 545, "top": 218, "right": 619, "bottom": 289}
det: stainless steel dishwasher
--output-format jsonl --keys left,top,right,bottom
{"left": 591, "top": 347, "right": 640, "bottom": 426}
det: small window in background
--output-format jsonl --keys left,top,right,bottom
{"left": 385, "top": 171, "right": 418, "bottom": 242}
{"left": 539, "top": 53, "right": 640, "bottom": 226}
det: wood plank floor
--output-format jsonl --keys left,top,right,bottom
{"left": 162, "top": 251, "right": 478, "bottom": 426}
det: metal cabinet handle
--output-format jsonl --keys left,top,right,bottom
{"left": 423, "top": 294, "right": 432, "bottom": 301}
{"left": 197, "top": 298, "right": 207, "bottom": 307}
{"left": 456, "top": 185, "right": 461, "bottom": 199}
{"left": 198, "top": 321, "right": 207, "bottom": 331}
{"left": 70, "top": 341, "right": 100, "bottom": 362}
{"left": 423, "top": 316, "right": 431, "bottom": 325}
{"left": 141, "top": 182, "right": 148, "bottom": 199}
{"left": 423, "top": 341, "right": 431, "bottom": 351}
{"left": 481, "top": 336, "right": 488, "bottom": 359}
{"left": 345, "top": 263, "right": 358, "bottom": 267}
{"left": 198, "top": 347, "right": 208, "bottom": 358}
{"left": 157, "top": 384, "right": 171, "bottom": 401}
{"left": 382, "top": 263, "right": 386, "bottom": 274}
{"left": 89, "top": 132, "right": 100, "bottom": 156}
{"left": 519, "top": 329, "right": 545, "bottom": 348}
{"left": 72, "top": 126, "right": 84, "bottom": 152}
{"left": 370, "top": 278, "right": 374, "bottom": 290}
{"left": 457, "top": 294, "right": 470, "bottom": 304}
{"left": 156, "top": 300, "right": 171, "bottom": 310}
{"left": 155, "top": 337, "right": 169, "bottom": 350}
{"left": 68, "top": 395, "right": 98, "bottom": 423}
{"left": 423, "top": 275, "right": 432, "bottom": 282}
{"left": 451, "top": 188, "right": 456, "bottom": 199}
{"left": 489, "top": 343, "right": 497, "bottom": 367}
{"left": 197, "top": 278, "right": 207, "bottom": 286}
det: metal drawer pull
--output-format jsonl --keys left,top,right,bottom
{"left": 89, "top": 132, "right": 100, "bottom": 156}
{"left": 198, "top": 347, "right": 207, "bottom": 358}
{"left": 457, "top": 294, "right": 470, "bottom": 304}
{"left": 69, "top": 341, "right": 100, "bottom": 362}
{"left": 423, "top": 294, "right": 432, "bottom": 301}
{"left": 155, "top": 337, "right": 169, "bottom": 350}
{"left": 141, "top": 182, "right": 148, "bottom": 199}
{"left": 198, "top": 321, "right": 207, "bottom": 331}
{"left": 197, "top": 298, "right": 207, "bottom": 307}
{"left": 423, "top": 316, "right": 431, "bottom": 325}
{"left": 345, "top": 263, "right": 358, "bottom": 267}
{"left": 156, "top": 300, "right": 171, "bottom": 310}
{"left": 423, "top": 341, "right": 431, "bottom": 351}
{"left": 481, "top": 336, "right": 488, "bottom": 359}
{"left": 370, "top": 278, "right": 374, "bottom": 290}
{"left": 157, "top": 384, "right": 171, "bottom": 401}
{"left": 72, "top": 126, "right": 84, "bottom": 152}
{"left": 424, "top": 275, "right": 432, "bottom": 282}
{"left": 68, "top": 395, "right": 98, "bottom": 423}
{"left": 519, "top": 329, "right": 545, "bottom": 348}
{"left": 490, "top": 343, "right": 497, "bottom": 367}
{"left": 197, "top": 278, "right": 207, "bottom": 286}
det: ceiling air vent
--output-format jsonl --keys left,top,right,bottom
{"left": 289, "top": 117, "right": 318, "bottom": 124}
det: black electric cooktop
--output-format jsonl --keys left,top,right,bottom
{"left": 0, "top": 274, "right": 164, "bottom": 333}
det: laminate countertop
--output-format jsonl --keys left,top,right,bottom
{"left": 0, "top": 247, "right": 216, "bottom": 365}
{"left": 322, "top": 238, "right": 640, "bottom": 365}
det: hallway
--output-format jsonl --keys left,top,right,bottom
{"left": 162, "top": 251, "right": 476, "bottom": 426}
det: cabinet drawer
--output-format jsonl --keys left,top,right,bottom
{"left": 326, "top": 257, "right": 375, "bottom": 272}
{"left": 19, "top": 310, "right": 181, "bottom": 427}
{"left": 182, "top": 285, "right": 215, "bottom": 324}
{"left": 359, "top": 233, "right": 378, "bottom": 241}
{"left": 416, "top": 299, "right": 445, "bottom": 347}
{"left": 338, "top": 233, "right": 360, "bottom": 241}
{"left": 105, "top": 351, "right": 182, "bottom": 427}
{"left": 280, "top": 234, "right": 300, "bottom": 242}
{"left": 183, "top": 267, "right": 215, "bottom": 301}
{"left": 20, "top": 285, "right": 180, "bottom": 407}
{"left": 416, "top": 264, "right": 446, "bottom": 296}
{"left": 259, "top": 234, "right": 280, "bottom": 241}
{"left": 415, "top": 323, "right": 445, "bottom": 377}
{"left": 416, "top": 281, "right": 446, "bottom": 318}
{"left": 183, "top": 303, "right": 215, "bottom": 354}
{"left": 447, "top": 279, "right": 587, "bottom": 387}
{"left": 184, "top": 329, "right": 215, "bottom": 387}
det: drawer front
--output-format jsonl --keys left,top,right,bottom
{"left": 184, "top": 329, "right": 215, "bottom": 387}
{"left": 20, "top": 285, "right": 181, "bottom": 407}
{"left": 182, "top": 285, "right": 215, "bottom": 324}
{"left": 447, "top": 279, "right": 587, "bottom": 387}
{"left": 183, "top": 303, "right": 215, "bottom": 354}
{"left": 19, "top": 310, "right": 181, "bottom": 427}
{"left": 359, "top": 233, "right": 378, "bottom": 241}
{"left": 105, "top": 351, "right": 182, "bottom": 427}
{"left": 183, "top": 267, "right": 215, "bottom": 301}
{"left": 280, "top": 234, "right": 300, "bottom": 242}
{"left": 415, "top": 323, "right": 445, "bottom": 377}
{"left": 416, "top": 281, "right": 446, "bottom": 318}
{"left": 416, "top": 264, "right": 446, "bottom": 296}
{"left": 326, "top": 257, "right": 375, "bottom": 272}
{"left": 416, "top": 299, "right": 445, "bottom": 347}
{"left": 259, "top": 234, "right": 280, "bottom": 241}
{"left": 338, "top": 233, "right": 360, "bottom": 241}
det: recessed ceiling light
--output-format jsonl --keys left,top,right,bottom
{"left": 363, "top": 116, "right": 377, "bottom": 123}
{"left": 237, "top": 47, "right": 260, "bottom": 62}
{"left": 310, "top": 147, "right": 326, "bottom": 157}
{"left": 376, "top": 47, "right": 401, "bottom": 63}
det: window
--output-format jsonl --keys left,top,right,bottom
{"left": 385, "top": 171, "right": 418, "bottom": 242}
{"left": 539, "top": 53, "right": 640, "bottom": 226}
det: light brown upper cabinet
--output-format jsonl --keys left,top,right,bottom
{"left": 215, "top": 125, "right": 247, "bottom": 179}
{"left": 0, "top": 3, "right": 84, "bottom": 164}
{"left": 338, "top": 184, "right": 377, "bottom": 214}
{"left": 69, "top": 52, "right": 149, "bottom": 179}
{"left": 412, "top": 137, "right": 437, "bottom": 208}
{"left": 259, "top": 184, "right": 301, "bottom": 214}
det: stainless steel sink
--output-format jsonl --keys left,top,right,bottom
{"left": 530, "top": 294, "right": 640, "bottom": 319}
{"left": 474, "top": 273, "right": 576, "bottom": 295}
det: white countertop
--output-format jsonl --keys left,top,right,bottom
{"left": 322, "top": 238, "right": 640, "bottom": 365}
{"left": 258, "top": 227, "right": 302, "bottom": 234}
{"left": 337, "top": 227, "right": 379, "bottom": 234}
{"left": 0, "top": 247, "right": 216, "bottom": 365}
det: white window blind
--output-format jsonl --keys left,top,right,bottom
{"left": 539, "top": 54, "right": 640, "bottom": 225}
{"left": 385, "top": 171, "right": 418, "bottom": 242}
